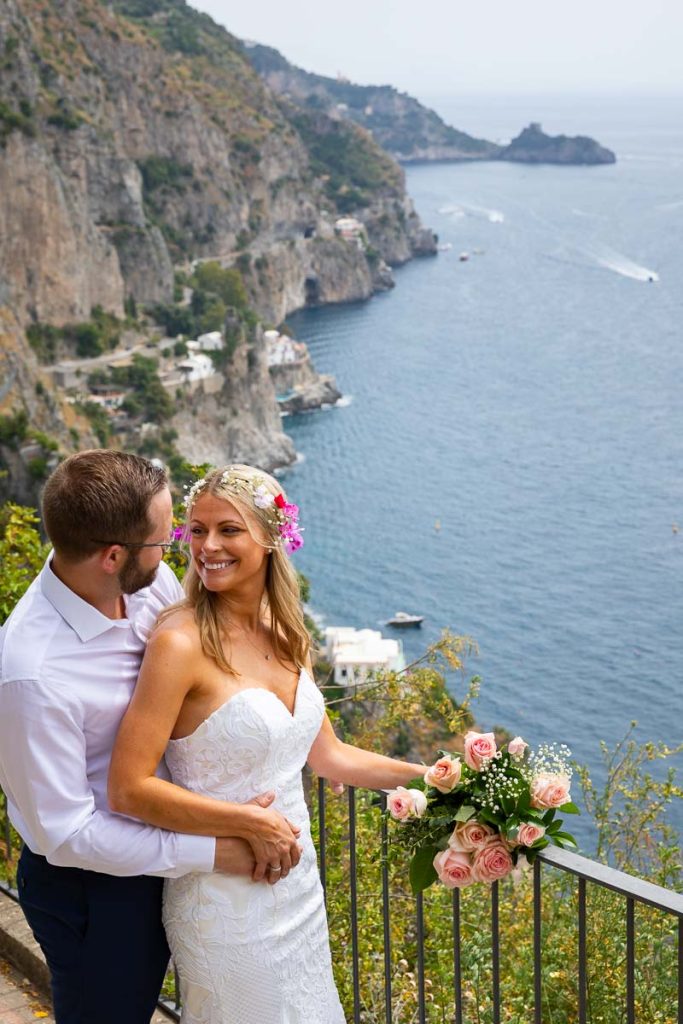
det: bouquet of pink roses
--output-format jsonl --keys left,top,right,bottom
{"left": 386, "top": 731, "right": 578, "bottom": 894}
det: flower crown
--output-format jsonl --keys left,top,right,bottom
{"left": 183, "top": 469, "right": 304, "bottom": 555}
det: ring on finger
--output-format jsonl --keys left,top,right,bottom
{"left": 268, "top": 864, "right": 282, "bottom": 874}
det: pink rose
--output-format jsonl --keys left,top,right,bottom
{"left": 530, "top": 773, "right": 571, "bottom": 810}
{"left": 433, "top": 848, "right": 474, "bottom": 889}
{"left": 471, "top": 839, "right": 514, "bottom": 883}
{"left": 463, "top": 731, "right": 497, "bottom": 771}
{"left": 387, "top": 786, "right": 427, "bottom": 820}
{"left": 507, "top": 736, "right": 528, "bottom": 758}
{"left": 517, "top": 822, "right": 546, "bottom": 847}
{"left": 424, "top": 755, "right": 462, "bottom": 793}
{"left": 409, "top": 788, "right": 428, "bottom": 817}
{"left": 450, "top": 819, "right": 496, "bottom": 851}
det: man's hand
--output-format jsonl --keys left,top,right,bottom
{"left": 214, "top": 837, "right": 257, "bottom": 877}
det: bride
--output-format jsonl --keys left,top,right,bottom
{"left": 109, "top": 464, "right": 424, "bottom": 1023}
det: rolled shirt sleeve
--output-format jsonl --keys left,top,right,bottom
{"left": 0, "top": 678, "right": 215, "bottom": 877}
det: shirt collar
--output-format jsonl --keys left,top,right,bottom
{"left": 40, "top": 556, "right": 131, "bottom": 643}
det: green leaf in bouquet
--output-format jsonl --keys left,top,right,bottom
{"left": 409, "top": 846, "right": 439, "bottom": 895}
{"left": 550, "top": 831, "right": 578, "bottom": 848}
{"left": 430, "top": 814, "right": 457, "bottom": 828}
{"left": 525, "top": 839, "right": 548, "bottom": 862}
{"left": 558, "top": 801, "right": 580, "bottom": 814}
{"left": 516, "top": 789, "right": 531, "bottom": 814}
{"left": 545, "top": 819, "right": 563, "bottom": 834}
{"left": 454, "top": 804, "right": 477, "bottom": 822}
{"left": 506, "top": 824, "right": 520, "bottom": 843}
{"left": 542, "top": 809, "right": 555, "bottom": 825}
{"left": 478, "top": 808, "right": 502, "bottom": 827}
{"left": 501, "top": 795, "right": 515, "bottom": 816}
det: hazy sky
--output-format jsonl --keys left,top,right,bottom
{"left": 189, "top": 0, "right": 682, "bottom": 99}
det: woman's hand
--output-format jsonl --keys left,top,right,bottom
{"left": 238, "top": 803, "right": 303, "bottom": 882}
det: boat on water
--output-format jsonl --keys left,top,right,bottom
{"left": 386, "top": 611, "right": 424, "bottom": 627}
{"left": 459, "top": 252, "right": 470, "bottom": 262}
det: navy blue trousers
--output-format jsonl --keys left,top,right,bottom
{"left": 18, "top": 845, "right": 170, "bottom": 1024}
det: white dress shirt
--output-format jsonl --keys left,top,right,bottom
{"left": 0, "top": 557, "right": 215, "bottom": 877}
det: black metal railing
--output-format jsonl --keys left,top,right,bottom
{"left": 2, "top": 785, "right": 682, "bottom": 1022}
{"left": 313, "top": 784, "right": 682, "bottom": 1024}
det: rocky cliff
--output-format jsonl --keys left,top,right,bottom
{"left": 170, "top": 327, "right": 296, "bottom": 471}
{"left": 0, "top": 0, "right": 436, "bottom": 498}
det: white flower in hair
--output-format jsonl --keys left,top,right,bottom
{"left": 253, "top": 484, "right": 275, "bottom": 509}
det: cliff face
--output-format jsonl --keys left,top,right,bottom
{"left": 0, "top": 0, "right": 436, "bottom": 489}
{"left": 0, "top": 307, "right": 98, "bottom": 504}
{"left": 170, "top": 328, "right": 296, "bottom": 471}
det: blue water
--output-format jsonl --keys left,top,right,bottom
{"left": 282, "top": 97, "right": 683, "bottom": 843}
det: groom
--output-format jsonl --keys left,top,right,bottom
{"left": 0, "top": 450, "right": 303, "bottom": 1023}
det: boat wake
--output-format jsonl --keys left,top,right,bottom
{"left": 335, "top": 394, "right": 354, "bottom": 408}
{"left": 438, "top": 202, "right": 504, "bottom": 223}
{"left": 585, "top": 243, "right": 659, "bottom": 282}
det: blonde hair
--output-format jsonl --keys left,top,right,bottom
{"left": 180, "top": 464, "right": 310, "bottom": 675}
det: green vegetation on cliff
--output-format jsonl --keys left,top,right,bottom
{"left": 245, "top": 42, "right": 498, "bottom": 162}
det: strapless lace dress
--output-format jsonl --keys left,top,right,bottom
{"left": 163, "top": 670, "right": 346, "bottom": 1024}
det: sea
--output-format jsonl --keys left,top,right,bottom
{"left": 280, "top": 95, "right": 683, "bottom": 846}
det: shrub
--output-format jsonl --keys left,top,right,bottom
{"left": 26, "top": 322, "right": 60, "bottom": 363}
{"left": 192, "top": 263, "right": 248, "bottom": 309}
{"left": 139, "top": 155, "right": 193, "bottom": 194}
{"left": 0, "top": 504, "right": 50, "bottom": 624}
{"left": 0, "top": 409, "right": 28, "bottom": 447}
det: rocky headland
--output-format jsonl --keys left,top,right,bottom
{"left": 498, "top": 123, "right": 616, "bottom": 165}
{"left": 245, "top": 43, "right": 616, "bottom": 167}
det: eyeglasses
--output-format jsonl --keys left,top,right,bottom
{"left": 90, "top": 532, "right": 177, "bottom": 551}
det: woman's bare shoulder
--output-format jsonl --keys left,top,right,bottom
{"left": 149, "top": 607, "right": 201, "bottom": 655}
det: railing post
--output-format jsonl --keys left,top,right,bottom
{"left": 492, "top": 880, "right": 500, "bottom": 1024}
{"left": 533, "top": 858, "right": 542, "bottom": 1024}
{"left": 348, "top": 786, "right": 361, "bottom": 1023}
{"left": 318, "top": 776, "right": 327, "bottom": 902}
{"left": 379, "top": 793, "right": 392, "bottom": 1024}
{"left": 174, "top": 965, "right": 181, "bottom": 1012}
{"left": 678, "top": 915, "right": 682, "bottom": 1024}
{"left": 578, "top": 876, "right": 587, "bottom": 1024}
{"left": 626, "top": 897, "right": 635, "bottom": 1024}
{"left": 453, "top": 890, "right": 463, "bottom": 1024}
{"left": 416, "top": 891, "right": 426, "bottom": 1024}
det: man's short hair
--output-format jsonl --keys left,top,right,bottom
{"left": 42, "top": 449, "right": 168, "bottom": 561}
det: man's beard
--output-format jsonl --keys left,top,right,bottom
{"left": 118, "top": 551, "right": 158, "bottom": 594}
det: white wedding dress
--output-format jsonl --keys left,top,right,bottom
{"left": 163, "top": 669, "right": 347, "bottom": 1024}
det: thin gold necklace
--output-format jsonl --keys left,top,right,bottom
{"left": 223, "top": 618, "right": 273, "bottom": 661}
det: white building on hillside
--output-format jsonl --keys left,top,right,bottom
{"left": 324, "top": 627, "right": 405, "bottom": 687}
{"left": 265, "top": 331, "right": 307, "bottom": 367}
{"left": 177, "top": 353, "right": 214, "bottom": 382}
{"left": 196, "top": 331, "right": 224, "bottom": 351}
{"left": 334, "top": 216, "right": 365, "bottom": 248}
